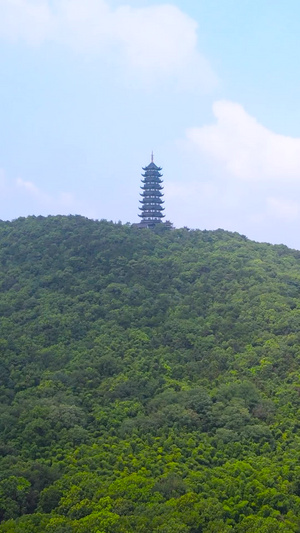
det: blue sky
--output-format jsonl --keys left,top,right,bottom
{"left": 1, "top": 1, "right": 300, "bottom": 248}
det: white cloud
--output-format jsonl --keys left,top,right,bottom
{"left": 0, "top": 0, "right": 216, "bottom": 86}
{"left": 0, "top": 174, "right": 77, "bottom": 219}
{"left": 16, "top": 177, "right": 75, "bottom": 209}
{"left": 187, "top": 100, "right": 300, "bottom": 181}
{"left": 0, "top": 0, "right": 54, "bottom": 45}
{"left": 17, "top": 177, "right": 43, "bottom": 196}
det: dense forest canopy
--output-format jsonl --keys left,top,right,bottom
{"left": 1, "top": 215, "right": 300, "bottom": 531}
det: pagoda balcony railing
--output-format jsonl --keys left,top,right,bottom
{"left": 140, "top": 205, "right": 164, "bottom": 209}
{"left": 141, "top": 178, "right": 163, "bottom": 183}
{"left": 141, "top": 183, "right": 163, "bottom": 186}
{"left": 139, "top": 214, "right": 165, "bottom": 219}
{"left": 140, "top": 187, "right": 164, "bottom": 196}
{"left": 139, "top": 206, "right": 165, "bottom": 213}
{"left": 142, "top": 170, "right": 163, "bottom": 174}
{"left": 140, "top": 185, "right": 163, "bottom": 190}
{"left": 140, "top": 210, "right": 165, "bottom": 213}
{"left": 139, "top": 208, "right": 165, "bottom": 213}
{"left": 141, "top": 176, "right": 163, "bottom": 181}
{"left": 142, "top": 171, "right": 163, "bottom": 175}
{"left": 141, "top": 182, "right": 163, "bottom": 187}
{"left": 139, "top": 211, "right": 165, "bottom": 214}
{"left": 140, "top": 200, "right": 164, "bottom": 204}
{"left": 140, "top": 201, "right": 164, "bottom": 205}
{"left": 140, "top": 200, "right": 165, "bottom": 206}
{"left": 140, "top": 193, "right": 164, "bottom": 197}
{"left": 140, "top": 191, "right": 164, "bottom": 195}
{"left": 140, "top": 195, "right": 164, "bottom": 199}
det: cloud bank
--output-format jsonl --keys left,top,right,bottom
{"left": 187, "top": 100, "right": 300, "bottom": 181}
{"left": 164, "top": 101, "right": 300, "bottom": 247}
{"left": 0, "top": 0, "right": 216, "bottom": 86}
{"left": 0, "top": 171, "right": 77, "bottom": 219}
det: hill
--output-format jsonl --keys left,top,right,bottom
{"left": 1, "top": 215, "right": 300, "bottom": 532}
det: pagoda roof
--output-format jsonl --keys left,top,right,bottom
{"left": 142, "top": 162, "right": 162, "bottom": 171}
{"left": 142, "top": 175, "right": 163, "bottom": 181}
{"left": 141, "top": 184, "right": 163, "bottom": 189}
{"left": 139, "top": 206, "right": 165, "bottom": 211}
{"left": 140, "top": 198, "right": 164, "bottom": 201}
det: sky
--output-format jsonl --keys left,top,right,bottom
{"left": 1, "top": 0, "right": 300, "bottom": 249}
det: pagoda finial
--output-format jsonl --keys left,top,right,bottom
{"left": 151, "top": 151, "right": 154, "bottom": 163}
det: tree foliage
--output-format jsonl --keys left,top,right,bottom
{"left": 1, "top": 216, "right": 300, "bottom": 531}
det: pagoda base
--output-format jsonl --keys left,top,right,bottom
{"left": 133, "top": 220, "right": 160, "bottom": 229}
{"left": 133, "top": 220, "right": 172, "bottom": 229}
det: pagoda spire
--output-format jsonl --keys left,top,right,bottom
{"left": 138, "top": 155, "right": 165, "bottom": 227}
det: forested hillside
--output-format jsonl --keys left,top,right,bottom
{"left": 1, "top": 215, "right": 300, "bottom": 532}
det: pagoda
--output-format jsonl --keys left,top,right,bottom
{"left": 138, "top": 153, "right": 165, "bottom": 228}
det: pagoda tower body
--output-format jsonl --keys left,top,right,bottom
{"left": 138, "top": 154, "right": 165, "bottom": 228}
